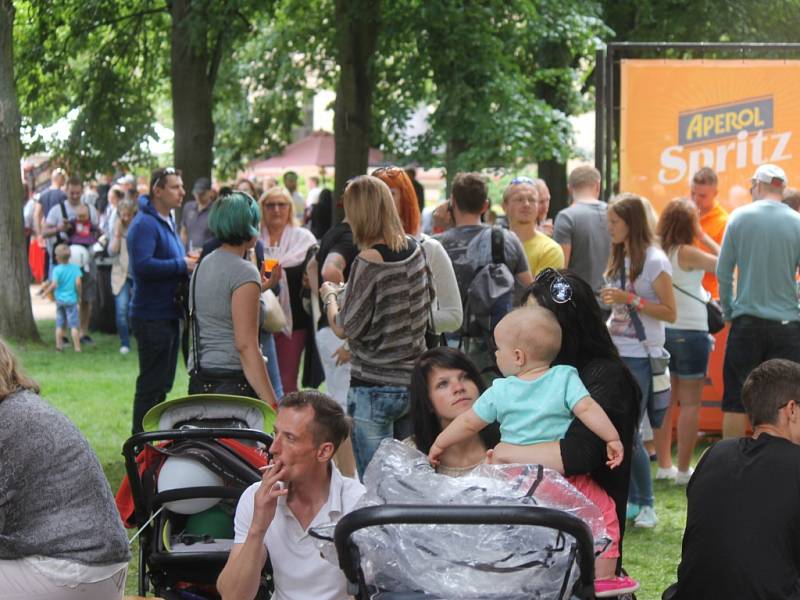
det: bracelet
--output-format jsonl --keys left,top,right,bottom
{"left": 626, "top": 292, "right": 635, "bottom": 305}
{"left": 323, "top": 293, "right": 338, "bottom": 307}
{"left": 633, "top": 296, "right": 646, "bottom": 310}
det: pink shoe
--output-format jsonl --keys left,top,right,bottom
{"left": 595, "top": 575, "right": 640, "bottom": 597}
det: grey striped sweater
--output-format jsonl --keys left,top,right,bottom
{"left": 338, "top": 245, "right": 432, "bottom": 386}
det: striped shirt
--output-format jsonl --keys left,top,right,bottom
{"left": 339, "top": 243, "right": 431, "bottom": 386}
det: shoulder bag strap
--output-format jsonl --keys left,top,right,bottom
{"left": 620, "top": 265, "right": 648, "bottom": 345}
{"left": 672, "top": 283, "right": 709, "bottom": 305}
{"left": 189, "top": 257, "right": 203, "bottom": 373}
{"left": 418, "top": 237, "right": 437, "bottom": 333}
{"left": 490, "top": 226, "right": 506, "bottom": 265}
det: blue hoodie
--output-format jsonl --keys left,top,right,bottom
{"left": 128, "top": 195, "right": 188, "bottom": 320}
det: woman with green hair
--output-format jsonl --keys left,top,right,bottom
{"left": 187, "top": 191, "right": 278, "bottom": 406}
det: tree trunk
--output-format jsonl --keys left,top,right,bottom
{"left": 170, "top": 0, "right": 215, "bottom": 202}
{"left": 333, "top": 0, "right": 379, "bottom": 221}
{"left": 0, "top": 0, "right": 40, "bottom": 342}
{"left": 444, "top": 138, "right": 468, "bottom": 196}
{"left": 536, "top": 41, "right": 571, "bottom": 216}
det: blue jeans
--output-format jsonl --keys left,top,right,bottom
{"left": 259, "top": 331, "right": 284, "bottom": 400}
{"left": 623, "top": 356, "right": 655, "bottom": 508}
{"left": 131, "top": 318, "right": 180, "bottom": 434}
{"left": 114, "top": 279, "right": 132, "bottom": 348}
{"left": 347, "top": 385, "right": 412, "bottom": 477}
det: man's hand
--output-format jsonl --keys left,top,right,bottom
{"left": 332, "top": 344, "right": 351, "bottom": 366}
{"left": 606, "top": 440, "right": 624, "bottom": 469}
{"left": 251, "top": 459, "right": 289, "bottom": 535}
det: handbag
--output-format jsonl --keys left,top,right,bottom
{"left": 188, "top": 257, "right": 257, "bottom": 398}
{"left": 261, "top": 289, "right": 287, "bottom": 333}
{"left": 620, "top": 267, "right": 671, "bottom": 427}
{"left": 672, "top": 284, "right": 725, "bottom": 335}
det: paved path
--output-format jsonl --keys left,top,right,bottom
{"left": 30, "top": 284, "right": 56, "bottom": 321}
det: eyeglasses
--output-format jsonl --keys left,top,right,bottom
{"left": 372, "top": 166, "right": 402, "bottom": 177}
{"left": 510, "top": 176, "right": 535, "bottom": 186}
{"left": 264, "top": 202, "right": 290, "bottom": 210}
{"left": 153, "top": 167, "right": 177, "bottom": 190}
{"left": 535, "top": 267, "right": 573, "bottom": 304}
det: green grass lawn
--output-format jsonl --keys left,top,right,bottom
{"left": 9, "top": 321, "right": 705, "bottom": 599}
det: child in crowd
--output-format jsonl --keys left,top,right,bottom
{"left": 39, "top": 244, "right": 82, "bottom": 352}
{"left": 429, "top": 306, "right": 637, "bottom": 597}
{"left": 68, "top": 204, "right": 99, "bottom": 247}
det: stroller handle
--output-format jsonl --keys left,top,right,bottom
{"left": 334, "top": 503, "right": 596, "bottom": 599}
{"left": 123, "top": 427, "right": 274, "bottom": 456}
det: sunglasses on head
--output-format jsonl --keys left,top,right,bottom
{"left": 372, "top": 166, "right": 403, "bottom": 177}
{"left": 535, "top": 268, "right": 574, "bottom": 304}
{"left": 510, "top": 176, "right": 535, "bottom": 186}
{"left": 153, "top": 167, "right": 177, "bottom": 190}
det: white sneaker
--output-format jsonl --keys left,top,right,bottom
{"left": 655, "top": 465, "right": 678, "bottom": 480}
{"left": 634, "top": 505, "right": 658, "bottom": 528}
{"left": 675, "top": 468, "right": 694, "bottom": 485}
{"left": 119, "top": 346, "right": 130, "bottom": 355}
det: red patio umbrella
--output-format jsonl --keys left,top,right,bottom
{"left": 248, "top": 131, "right": 385, "bottom": 173}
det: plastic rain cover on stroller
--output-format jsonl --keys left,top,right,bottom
{"left": 312, "top": 439, "right": 609, "bottom": 600}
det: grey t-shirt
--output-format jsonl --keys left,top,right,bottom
{"left": 553, "top": 201, "right": 611, "bottom": 294}
{"left": 190, "top": 248, "right": 261, "bottom": 372}
{"left": 436, "top": 224, "right": 530, "bottom": 303}
{"left": 0, "top": 390, "right": 130, "bottom": 564}
{"left": 180, "top": 199, "right": 213, "bottom": 250}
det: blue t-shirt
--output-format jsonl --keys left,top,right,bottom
{"left": 52, "top": 263, "right": 82, "bottom": 304}
{"left": 472, "top": 365, "right": 590, "bottom": 445}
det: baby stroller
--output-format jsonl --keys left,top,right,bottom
{"left": 117, "top": 394, "right": 276, "bottom": 599}
{"left": 333, "top": 504, "right": 596, "bottom": 600}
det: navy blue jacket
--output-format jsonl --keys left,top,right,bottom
{"left": 128, "top": 195, "right": 187, "bottom": 320}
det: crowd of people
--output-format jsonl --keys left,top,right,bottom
{"left": 11, "top": 158, "right": 800, "bottom": 599}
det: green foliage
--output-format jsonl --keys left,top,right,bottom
{"left": 15, "top": 1, "right": 171, "bottom": 174}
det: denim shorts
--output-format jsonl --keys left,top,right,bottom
{"left": 56, "top": 302, "right": 79, "bottom": 330}
{"left": 665, "top": 328, "right": 712, "bottom": 380}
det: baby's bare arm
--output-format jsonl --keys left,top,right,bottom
{"left": 572, "top": 396, "right": 619, "bottom": 444}
{"left": 429, "top": 409, "right": 488, "bottom": 461}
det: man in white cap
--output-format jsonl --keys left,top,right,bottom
{"left": 717, "top": 163, "right": 800, "bottom": 439}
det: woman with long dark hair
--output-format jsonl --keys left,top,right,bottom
{"left": 407, "top": 347, "right": 499, "bottom": 475}
{"left": 491, "top": 269, "right": 640, "bottom": 567}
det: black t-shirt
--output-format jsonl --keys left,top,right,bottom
{"left": 559, "top": 358, "right": 640, "bottom": 559}
{"left": 674, "top": 434, "right": 800, "bottom": 600}
{"left": 316, "top": 222, "right": 359, "bottom": 329}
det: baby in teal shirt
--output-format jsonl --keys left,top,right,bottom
{"left": 430, "top": 306, "right": 635, "bottom": 597}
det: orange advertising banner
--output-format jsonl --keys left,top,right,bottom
{"left": 620, "top": 59, "right": 800, "bottom": 213}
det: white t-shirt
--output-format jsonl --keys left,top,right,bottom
{"left": 606, "top": 245, "right": 672, "bottom": 358}
{"left": 233, "top": 465, "right": 365, "bottom": 600}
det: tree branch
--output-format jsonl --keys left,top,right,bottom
{"left": 207, "top": 30, "right": 225, "bottom": 87}
{"left": 72, "top": 5, "right": 168, "bottom": 37}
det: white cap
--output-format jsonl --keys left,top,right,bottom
{"left": 752, "top": 163, "right": 787, "bottom": 187}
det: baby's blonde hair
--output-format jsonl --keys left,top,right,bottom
{"left": 499, "top": 306, "right": 562, "bottom": 364}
